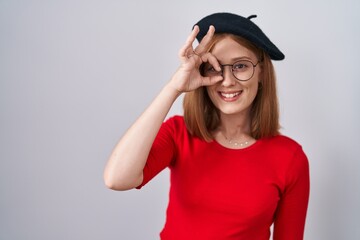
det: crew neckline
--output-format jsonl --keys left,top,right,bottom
{"left": 211, "top": 137, "right": 263, "bottom": 152}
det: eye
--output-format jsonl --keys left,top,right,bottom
{"left": 205, "top": 65, "right": 216, "bottom": 72}
{"left": 233, "top": 61, "right": 250, "bottom": 72}
{"left": 203, "top": 64, "right": 221, "bottom": 76}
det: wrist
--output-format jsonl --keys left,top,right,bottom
{"left": 164, "top": 81, "right": 183, "bottom": 99}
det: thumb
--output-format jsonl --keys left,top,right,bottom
{"left": 201, "top": 75, "right": 223, "bottom": 87}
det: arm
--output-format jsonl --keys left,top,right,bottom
{"left": 103, "top": 25, "right": 222, "bottom": 191}
{"left": 273, "top": 148, "right": 310, "bottom": 240}
{"left": 103, "top": 84, "right": 180, "bottom": 190}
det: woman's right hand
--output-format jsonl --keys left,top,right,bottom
{"left": 168, "top": 25, "right": 223, "bottom": 94}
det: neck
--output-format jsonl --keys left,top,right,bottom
{"left": 218, "top": 112, "right": 251, "bottom": 138}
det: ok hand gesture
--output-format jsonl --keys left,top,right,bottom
{"left": 169, "top": 25, "right": 223, "bottom": 93}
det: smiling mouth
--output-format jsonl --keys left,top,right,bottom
{"left": 219, "top": 90, "right": 243, "bottom": 101}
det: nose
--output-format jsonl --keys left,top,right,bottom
{"left": 221, "top": 66, "right": 236, "bottom": 87}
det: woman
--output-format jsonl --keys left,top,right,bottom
{"left": 104, "top": 12, "right": 310, "bottom": 240}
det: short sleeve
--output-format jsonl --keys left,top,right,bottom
{"left": 273, "top": 147, "right": 310, "bottom": 240}
{"left": 136, "top": 117, "right": 177, "bottom": 189}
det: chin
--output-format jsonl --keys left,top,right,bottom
{"left": 218, "top": 105, "right": 251, "bottom": 116}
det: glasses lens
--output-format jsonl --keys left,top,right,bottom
{"left": 232, "top": 60, "right": 254, "bottom": 81}
{"left": 201, "top": 60, "right": 256, "bottom": 81}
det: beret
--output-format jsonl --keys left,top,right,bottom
{"left": 194, "top": 12, "right": 285, "bottom": 60}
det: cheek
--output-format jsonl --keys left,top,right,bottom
{"left": 249, "top": 83, "right": 259, "bottom": 96}
{"left": 245, "top": 73, "right": 261, "bottom": 95}
{"left": 243, "top": 82, "right": 260, "bottom": 104}
{"left": 206, "top": 86, "right": 217, "bottom": 100}
{"left": 250, "top": 82, "right": 259, "bottom": 93}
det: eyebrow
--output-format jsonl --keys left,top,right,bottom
{"left": 217, "top": 56, "right": 253, "bottom": 64}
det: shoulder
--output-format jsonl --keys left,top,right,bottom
{"left": 261, "top": 135, "right": 308, "bottom": 169}
{"left": 261, "top": 135, "right": 309, "bottom": 187}
{"left": 163, "top": 115, "right": 188, "bottom": 132}
{"left": 161, "top": 115, "right": 188, "bottom": 139}
{"left": 262, "top": 135, "right": 303, "bottom": 153}
{"left": 165, "top": 115, "right": 185, "bottom": 125}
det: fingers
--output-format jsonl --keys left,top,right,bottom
{"left": 179, "top": 25, "right": 215, "bottom": 61}
{"left": 193, "top": 25, "right": 215, "bottom": 55}
{"left": 201, "top": 52, "right": 221, "bottom": 71}
{"left": 201, "top": 75, "right": 223, "bottom": 87}
{"left": 188, "top": 25, "right": 200, "bottom": 46}
{"left": 179, "top": 25, "right": 200, "bottom": 60}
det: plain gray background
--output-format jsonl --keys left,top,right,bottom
{"left": 1, "top": 0, "right": 359, "bottom": 239}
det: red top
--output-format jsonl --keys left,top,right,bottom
{"left": 137, "top": 116, "right": 310, "bottom": 240}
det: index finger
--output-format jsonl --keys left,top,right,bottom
{"left": 194, "top": 25, "right": 215, "bottom": 54}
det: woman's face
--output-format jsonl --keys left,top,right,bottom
{"left": 205, "top": 37, "right": 262, "bottom": 118}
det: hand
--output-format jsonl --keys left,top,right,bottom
{"left": 169, "top": 25, "right": 223, "bottom": 93}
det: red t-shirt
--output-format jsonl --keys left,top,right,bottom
{"left": 137, "top": 116, "right": 310, "bottom": 240}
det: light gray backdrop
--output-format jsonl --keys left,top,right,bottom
{"left": 1, "top": 0, "right": 359, "bottom": 239}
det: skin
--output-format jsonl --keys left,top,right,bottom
{"left": 205, "top": 37, "right": 262, "bottom": 147}
{"left": 103, "top": 25, "right": 258, "bottom": 190}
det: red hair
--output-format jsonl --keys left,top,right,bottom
{"left": 183, "top": 34, "right": 280, "bottom": 141}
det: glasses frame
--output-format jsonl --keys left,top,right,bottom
{"left": 202, "top": 59, "right": 261, "bottom": 82}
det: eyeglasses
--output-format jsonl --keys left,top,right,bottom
{"left": 201, "top": 59, "right": 260, "bottom": 81}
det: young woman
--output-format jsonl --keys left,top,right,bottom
{"left": 104, "top": 12, "right": 310, "bottom": 240}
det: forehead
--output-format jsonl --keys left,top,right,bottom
{"left": 210, "top": 37, "right": 257, "bottom": 62}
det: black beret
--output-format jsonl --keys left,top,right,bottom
{"left": 194, "top": 12, "right": 285, "bottom": 60}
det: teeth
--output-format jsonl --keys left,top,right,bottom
{"left": 221, "top": 92, "right": 241, "bottom": 98}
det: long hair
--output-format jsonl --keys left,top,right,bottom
{"left": 183, "top": 34, "right": 280, "bottom": 141}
